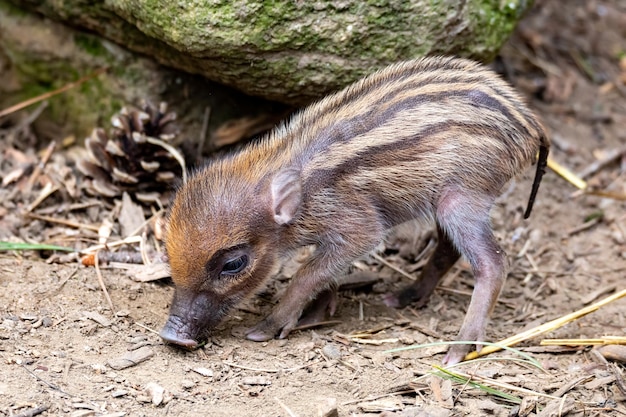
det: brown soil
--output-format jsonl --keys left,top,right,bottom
{"left": 1, "top": 0, "right": 625, "bottom": 416}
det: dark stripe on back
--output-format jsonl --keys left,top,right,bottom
{"left": 304, "top": 121, "right": 518, "bottom": 193}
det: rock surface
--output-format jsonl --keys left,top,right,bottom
{"left": 8, "top": 0, "right": 532, "bottom": 105}
{"left": 0, "top": 1, "right": 286, "bottom": 145}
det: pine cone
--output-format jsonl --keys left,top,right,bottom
{"left": 77, "top": 100, "right": 183, "bottom": 204}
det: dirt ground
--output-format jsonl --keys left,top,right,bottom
{"left": 1, "top": 0, "right": 625, "bottom": 416}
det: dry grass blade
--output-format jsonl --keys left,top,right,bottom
{"left": 0, "top": 68, "right": 107, "bottom": 118}
{"left": 371, "top": 253, "right": 416, "bottom": 281}
{"left": 432, "top": 366, "right": 558, "bottom": 404}
{"left": 94, "top": 251, "right": 115, "bottom": 313}
{"left": 465, "top": 288, "right": 626, "bottom": 361}
{"left": 547, "top": 157, "right": 587, "bottom": 190}
{"left": 25, "top": 213, "right": 100, "bottom": 232}
{"left": 541, "top": 336, "right": 626, "bottom": 346}
{"left": 585, "top": 189, "right": 626, "bottom": 201}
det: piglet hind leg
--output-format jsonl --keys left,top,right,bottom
{"left": 437, "top": 189, "right": 508, "bottom": 365}
{"left": 383, "top": 225, "right": 460, "bottom": 309}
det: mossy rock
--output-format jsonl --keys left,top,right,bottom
{"left": 8, "top": 0, "right": 532, "bottom": 105}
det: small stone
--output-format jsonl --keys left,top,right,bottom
{"left": 322, "top": 343, "right": 342, "bottom": 360}
{"left": 181, "top": 379, "right": 195, "bottom": 389}
{"left": 111, "top": 390, "right": 128, "bottom": 398}
{"left": 107, "top": 346, "right": 154, "bottom": 370}
{"left": 317, "top": 397, "right": 338, "bottom": 417}
{"left": 241, "top": 376, "right": 271, "bottom": 386}
{"left": 144, "top": 382, "right": 165, "bottom": 406}
{"left": 192, "top": 367, "right": 213, "bottom": 377}
{"left": 83, "top": 311, "right": 112, "bottom": 327}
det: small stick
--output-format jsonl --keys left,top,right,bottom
{"left": 222, "top": 360, "right": 320, "bottom": 374}
{"left": 24, "top": 213, "right": 100, "bottom": 232}
{"left": 548, "top": 157, "right": 587, "bottom": 190}
{"left": 27, "top": 183, "right": 60, "bottom": 212}
{"left": 464, "top": 288, "right": 626, "bottom": 361}
{"left": 371, "top": 253, "right": 416, "bottom": 281}
{"left": 80, "top": 235, "right": 142, "bottom": 254}
{"left": 541, "top": 336, "right": 626, "bottom": 346}
{"left": 584, "top": 189, "right": 626, "bottom": 201}
{"left": 578, "top": 145, "right": 626, "bottom": 179}
{"left": 274, "top": 397, "right": 298, "bottom": 417}
{"left": 0, "top": 68, "right": 107, "bottom": 118}
{"left": 25, "top": 141, "right": 56, "bottom": 193}
{"left": 13, "top": 405, "right": 50, "bottom": 417}
{"left": 197, "top": 106, "right": 211, "bottom": 159}
{"left": 134, "top": 322, "right": 160, "bottom": 335}
{"left": 565, "top": 217, "right": 601, "bottom": 237}
{"left": 94, "top": 251, "right": 115, "bottom": 313}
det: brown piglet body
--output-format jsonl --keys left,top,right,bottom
{"left": 161, "top": 56, "right": 549, "bottom": 364}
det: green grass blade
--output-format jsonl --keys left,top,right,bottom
{"left": 0, "top": 241, "right": 75, "bottom": 252}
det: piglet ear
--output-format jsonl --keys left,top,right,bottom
{"left": 271, "top": 169, "right": 302, "bottom": 225}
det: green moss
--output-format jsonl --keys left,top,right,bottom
{"left": 74, "top": 34, "right": 109, "bottom": 59}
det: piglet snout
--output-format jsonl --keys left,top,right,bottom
{"left": 160, "top": 288, "right": 227, "bottom": 349}
{"left": 160, "top": 314, "right": 200, "bottom": 349}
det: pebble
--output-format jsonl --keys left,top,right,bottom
{"left": 107, "top": 346, "right": 154, "bottom": 370}
{"left": 181, "top": 379, "right": 195, "bottom": 389}
{"left": 144, "top": 382, "right": 164, "bottom": 406}
{"left": 111, "top": 390, "right": 128, "bottom": 398}
{"left": 322, "top": 343, "right": 342, "bottom": 360}
{"left": 192, "top": 367, "right": 213, "bottom": 378}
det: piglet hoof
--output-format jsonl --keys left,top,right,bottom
{"left": 442, "top": 342, "right": 483, "bottom": 366}
{"left": 382, "top": 292, "right": 402, "bottom": 308}
{"left": 245, "top": 325, "right": 275, "bottom": 342}
{"left": 246, "top": 315, "right": 298, "bottom": 342}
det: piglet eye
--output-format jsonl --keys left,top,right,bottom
{"left": 221, "top": 255, "right": 249, "bottom": 275}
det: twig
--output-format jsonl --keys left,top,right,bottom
{"left": 341, "top": 390, "right": 416, "bottom": 406}
{"left": 24, "top": 213, "right": 100, "bottom": 232}
{"left": 0, "top": 352, "right": 73, "bottom": 398}
{"left": 197, "top": 106, "right": 211, "bottom": 159}
{"left": 27, "top": 183, "right": 60, "bottom": 212}
{"left": 464, "top": 288, "right": 626, "bottom": 361}
{"left": 578, "top": 145, "right": 626, "bottom": 179}
{"left": 371, "top": 253, "right": 416, "bottom": 281}
{"left": 548, "top": 157, "right": 587, "bottom": 190}
{"left": 274, "top": 397, "right": 298, "bottom": 417}
{"left": 222, "top": 360, "right": 320, "bottom": 374}
{"left": 565, "top": 217, "right": 601, "bottom": 237}
{"left": 94, "top": 251, "right": 115, "bottom": 313}
{"left": 13, "top": 404, "right": 50, "bottom": 417}
{"left": 25, "top": 140, "right": 56, "bottom": 193}
{"left": 584, "top": 189, "right": 626, "bottom": 201}
{"left": 541, "top": 336, "right": 626, "bottom": 346}
{"left": 0, "top": 68, "right": 108, "bottom": 118}
{"left": 80, "top": 235, "right": 142, "bottom": 254}
{"left": 134, "top": 322, "right": 160, "bottom": 335}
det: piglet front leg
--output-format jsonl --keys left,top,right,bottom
{"left": 246, "top": 245, "right": 357, "bottom": 341}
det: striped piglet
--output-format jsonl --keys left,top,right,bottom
{"left": 161, "top": 56, "right": 549, "bottom": 364}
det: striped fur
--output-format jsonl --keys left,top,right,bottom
{"left": 162, "top": 56, "right": 549, "bottom": 363}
